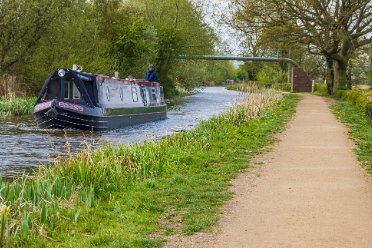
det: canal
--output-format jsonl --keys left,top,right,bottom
{"left": 0, "top": 87, "right": 239, "bottom": 176}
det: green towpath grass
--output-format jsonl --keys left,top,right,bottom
{"left": 332, "top": 100, "right": 372, "bottom": 172}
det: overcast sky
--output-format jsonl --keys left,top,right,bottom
{"left": 192, "top": 0, "right": 242, "bottom": 55}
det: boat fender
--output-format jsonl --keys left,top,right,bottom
{"left": 46, "top": 108, "right": 59, "bottom": 119}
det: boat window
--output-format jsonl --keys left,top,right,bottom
{"left": 132, "top": 87, "right": 138, "bottom": 102}
{"left": 64, "top": 81, "right": 71, "bottom": 100}
{"left": 151, "top": 88, "right": 157, "bottom": 101}
{"left": 43, "top": 78, "right": 86, "bottom": 103}
{"left": 106, "top": 86, "right": 110, "bottom": 101}
{"left": 120, "top": 87, "right": 124, "bottom": 101}
{"left": 140, "top": 87, "right": 147, "bottom": 106}
{"left": 44, "top": 78, "right": 61, "bottom": 100}
{"left": 73, "top": 83, "right": 81, "bottom": 99}
{"left": 63, "top": 80, "right": 81, "bottom": 100}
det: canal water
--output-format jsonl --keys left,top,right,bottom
{"left": 0, "top": 87, "right": 239, "bottom": 177}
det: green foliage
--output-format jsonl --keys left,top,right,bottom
{"left": 332, "top": 101, "right": 372, "bottom": 172}
{"left": 349, "top": 49, "right": 372, "bottom": 85}
{"left": 313, "top": 83, "right": 329, "bottom": 96}
{"left": 116, "top": 16, "right": 154, "bottom": 77}
{"left": 0, "top": 97, "right": 36, "bottom": 116}
{"left": 0, "top": 92, "right": 298, "bottom": 246}
{"left": 0, "top": 0, "right": 70, "bottom": 74}
{"left": 237, "top": 62, "right": 263, "bottom": 81}
{"left": 169, "top": 60, "right": 238, "bottom": 89}
{"left": 256, "top": 64, "right": 288, "bottom": 84}
{"left": 336, "top": 90, "right": 372, "bottom": 118}
{"left": 135, "top": 0, "right": 217, "bottom": 89}
{"left": 0, "top": 0, "right": 234, "bottom": 97}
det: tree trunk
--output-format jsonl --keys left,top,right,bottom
{"left": 347, "top": 60, "right": 352, "bottom": 90}
{"left": 333, "top": 59, "right": 348, "bottom": 94}
{"left": 326, "top": 58, "right": 334, "bottom": 95}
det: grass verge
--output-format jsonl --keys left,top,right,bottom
{"left": 332, "top": 100, "right": 372, "bottom": 172}
{"left": 0, "top": 97, "right": 36, "bottom": 116}
{"left": 0, "top": 89, "right": 298, "bottom": 247}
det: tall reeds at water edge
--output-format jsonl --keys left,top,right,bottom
{"left": 0, "top": 84, "right": 285, "bottom": 245}
{"left": 230, "top": 83, "right": 284, "bottom": 124}
{"left": 0, "top": 97, "right": 36, "bottom": 116}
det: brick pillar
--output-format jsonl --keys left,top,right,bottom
{"left": 292, "top": 67, "right": 312, "bottom": 92}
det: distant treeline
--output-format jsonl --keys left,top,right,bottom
{"left": 0, "top": 0, "right": 237, "bottom": 97}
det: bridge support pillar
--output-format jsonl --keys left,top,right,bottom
{"left": 292, "top": 67, "right": 312, "bottom": 92}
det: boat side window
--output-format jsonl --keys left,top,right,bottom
{"left": 140, "top": 87, "right": 147, "bottom": 106}
{"left": 131, "top": 87, "right": 138, "bottom": 102}
{"left": 151, "top": 88, "right": 157, "bottom": 101}
{"left": 160, "top": 86, "right": 165, "bottom": 104}
{"left": 106, "top": 86, "right": 110, "bottom": 102}
{"left": 120, "top": 87, "right": 124, "bottom": 102}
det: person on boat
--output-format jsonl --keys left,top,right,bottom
{"left": 145, "top": 64, "right": 159, "bottom": 82}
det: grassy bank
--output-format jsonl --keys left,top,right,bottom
{"left": 332, "top": 100, "right": 372, "bottom": 172}
{"left": 336, "top": 90, "right": 372, "bottom": 119}
{"left": 0, "top": 88, "right": 298, "bottom": 247}
{"left": 0, "top": 97, "right": 36, "bottom": 116}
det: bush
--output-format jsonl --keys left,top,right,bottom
{"left": 256, "top": 65, "right": 288, "bottom": 84}
{"left": 313, "top": 83, "right": 328, "bottom": 96}
{"left": 336, "top": 90, "right": 372, "bottom": 119}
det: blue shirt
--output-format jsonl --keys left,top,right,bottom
{"left": 145, "top": 70, "right": 159, "bottom": 82}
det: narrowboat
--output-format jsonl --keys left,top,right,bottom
{"left": 34, "top": 68, "right": 167, "bottom": 131}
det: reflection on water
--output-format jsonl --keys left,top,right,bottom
{"left": 0, "top": 87, "right": 239, "bottom": 177}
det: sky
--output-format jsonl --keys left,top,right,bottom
{"left": 192, "top": 0, "right": 242, "bottom": 55}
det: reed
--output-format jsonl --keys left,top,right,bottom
{"left": 0, "top": 85, "right": 292, "bottom": 246}
{"left": 0, "top": 97, "right": 36, "bottom": 116}
{"left": 227, "top": 82, "right": 292, "bottom": 92}
{"left": 230, "top": 83, "right": 284, "bottom": 124}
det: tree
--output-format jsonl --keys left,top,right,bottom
{"left": 20, "top": 0, "right": 122, "bottom": 92}
{"left": 257, "top": 64, "right": 288, "bottom": 85}
{"left": 349, "top": 47, "right": 372, "bottom": 85}
{"left": 229, "top": 0, "right": 372, "bottom": 94}
{"left": 136, "top": 0, "right": 216, "bottom": 89}
{"left": 0, "top": 0, "right": 69, "bottom": 75}
{"left": 116, "top": 15, "right": 155, "bottom": 77}
{"left": 0, "top": 0, "right": 228, "bottom": 96}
